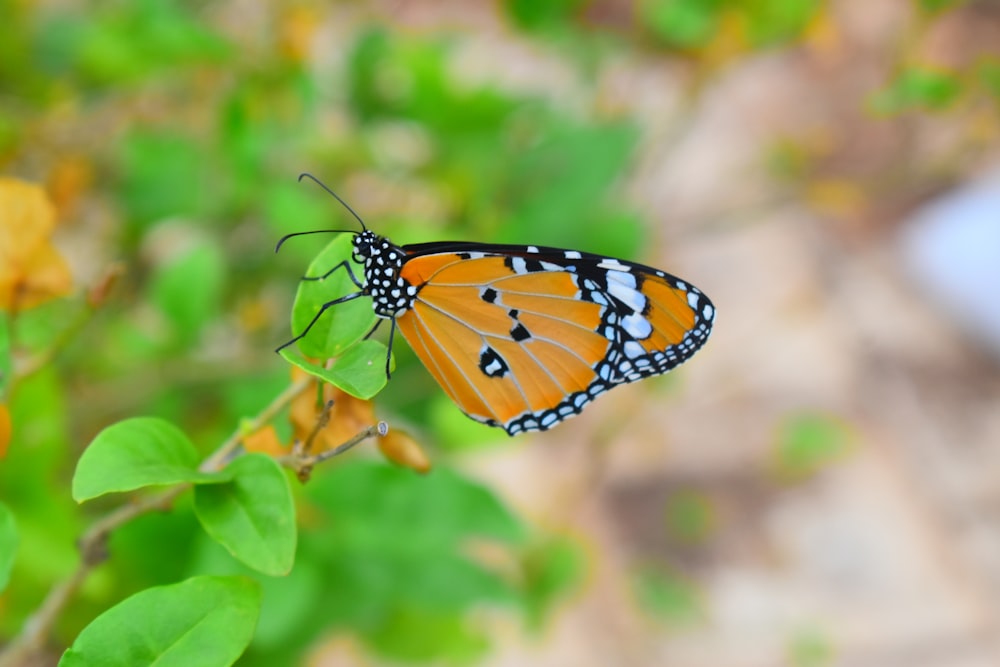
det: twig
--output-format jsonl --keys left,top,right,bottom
{"left": 281, "top": 421, "right": 388, "bottom": 483}
{"left": 298, "top": 399, "right": 335, "bottom": 457}
{"left": 199, "top": 375, "right": 313, "bottom": 473}
{"left": 0, "top": 375, "right": 313, "bottom": 667}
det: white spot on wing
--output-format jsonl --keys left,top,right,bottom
{"left": 598, "top": 258, "right": 628, "bottom": 271}
{"left": 607, "top": 271, "right": 637, "bottom": 289}
{"left": 623, "top": 341, "right": 645, "bottom": 359}
{"left": 622, "top": 313, "right": 653, "bottom": 339}
{"left": 607, "top": 278, "right": 646, "bottom": 312}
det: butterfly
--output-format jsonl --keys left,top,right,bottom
{"left": 279, "top": 175, "right": 715, "bottom": 436}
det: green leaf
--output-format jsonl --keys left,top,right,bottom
{"left": 288, "top": 234, "right": 377, "bottom": 359}
{"left": 73, "top": 417, "right": 225, "bottom": 502}
{"left": 59, "top": 575, "right": 261, "bottom": 667}
{"left": 0, "top": 502, "right": 17, "bottom": 592}
{"left": 280, "top": 339, "right": 390, "bottom": 400}
{"left": 193, "top": 454, "right": 296, "bottom": 576}
{"left": 150, "top": 242, "right": 227, "bottom": 342}
{"left": 869, "top": 66, "right": 962, "bottom": 115}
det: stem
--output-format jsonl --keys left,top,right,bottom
{"left": 0, "top": 375, "right": 313, "bottom": 667}
{"left": 280, "top": 421, "right": 388, "bottom": 483}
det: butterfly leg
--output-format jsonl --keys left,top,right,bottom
{"left": 275, "top": 291, "right": 365, "bottom": 353}
{"left": 300, "top": 260, "right": 364, "bottom": 289}
{"left": 362, "top": 319, "right": 383, "bottom": 341}
{"left": 384, "top": 318, "right": 397, "bottom": 379}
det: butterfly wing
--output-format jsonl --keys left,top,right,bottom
{"left": 394, "top": 243, "right": 715, "bottom": 436}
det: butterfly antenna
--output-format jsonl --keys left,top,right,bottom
{"left": 298, "top": 173, "right": 369, "bottom": 232}
{"left": 274, "top": 174, "right": 372, "bottom": 253}
{"left": 274, "top": 228, "right": 359, "bottom": 253}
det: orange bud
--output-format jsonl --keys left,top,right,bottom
{"left": 242, "top": 424, "right": 287, "bottom": 457}
{"left": 289, "top": 365, "right": 377, "bottom": 455}
{"left": 377, "top": 430, "right": 432, "bottom": 474}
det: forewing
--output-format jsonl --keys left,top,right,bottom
{"left": 395, "top": 245, "right": 714, "bottom": 435}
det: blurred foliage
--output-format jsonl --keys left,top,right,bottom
{"left": 917, "top": 0, "right": 966, "bottom": 13}
{"left": 787, "top": 627, "right": 836, "bottom": 667}
{"left": 631, "top": 566, "right": 704, "bottom": 625}
{"left": 505, "top": 0, "right": 589, "bottom": 31}
{"left": 772, "top": 413, "right": 854, "bottom": 482}
{"left": 638, "top": 0, "right": 822, "bottom": 50}
{"left": 0, "top": 0, "right": 989, "bottom": 664}
{"left": 4, "top": 1, "right": 618, "bottom": 661}
{"left": 869, "top": 66, "right": 963, "bottom": 115}
{"left": 663, "top": 489, "right": 716, "bottom": 545}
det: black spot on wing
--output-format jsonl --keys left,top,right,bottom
{"left": 510, "top": 322, "right": 531, "bottom": 342}
{"left": 478, "top": 345, "right": 509, "bottom": 378}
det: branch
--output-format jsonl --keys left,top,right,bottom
{"left": 280, "top": 420, "right": 389, "bottom": 483}
{"left": 0, "top": 374, "right": 313, "bottom": 667}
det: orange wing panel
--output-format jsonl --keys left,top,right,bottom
{"left": 491, "top": 271, "right": 580, "bottom": 296}
{"left": 397, "top": 302, "right": 531, "bottom": 425}
{"left": 400, "top": 254, "right": 513, "bottom": 286}
{"left": 515, "top": 310, "right": 609, "bottom": 366}
{"left": 640, "top": 277, "right": 698, "bottom": 351}
{"left": 393, "top": 252, "right": 623, "bottom": 428}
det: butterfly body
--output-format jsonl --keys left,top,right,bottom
{"left": 337, "top": 230, "right": 715, "bottom": 436}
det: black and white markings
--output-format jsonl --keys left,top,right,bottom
{"left": 478, "top": 345, "right": 509, "bottom": 378}
{"left": 354, "top": 230, "right": 418, "bottom": 318}
{"left": 510, "top": 321, "right": 531, "bottom": 342}
{"left": 347, "top": 233, "right": 714, "bottom": 437}
{"left": 495, "top": 254, "right": 715, "bottom": 436}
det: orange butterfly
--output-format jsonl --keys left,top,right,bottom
{"left": 279, "top": 175, "right": 714, "bottom": 436}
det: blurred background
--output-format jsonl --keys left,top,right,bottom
{"left": 2, "top": 0, "right": 1000, "bottom": 665}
